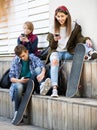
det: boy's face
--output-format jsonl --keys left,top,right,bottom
{"left": 23, "top": 24, "right": 31, "bottom": 35}
{"left": 19, "top": 50, "right": 29, "bottom": 61}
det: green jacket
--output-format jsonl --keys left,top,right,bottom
{"left": 46, "top": 22, "right": 90, "bottom": 64}
{"left": 66, "top": 22, "right": 90, "bottom": 53}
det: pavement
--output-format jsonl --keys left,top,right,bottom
{"left": 0, "top": 116, "right": 48, "bottom": 130}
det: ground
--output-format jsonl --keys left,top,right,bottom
{"left": 0, "top": 116, "right": 48, "bottom": 130}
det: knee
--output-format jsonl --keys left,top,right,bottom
{"left": 15, "top": 83, "right": 23, "bottom": 94}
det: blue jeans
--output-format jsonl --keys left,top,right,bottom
{"left": 10, "top": 67, "right": 42, "bottom": 111}
{"left": 49, "top": 43, "right": 93, "bottom": 87}
{"left": 50, "top": 51, "right": 73, "bottom": 86}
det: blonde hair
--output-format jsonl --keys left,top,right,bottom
{"left": 0, "top": 0, "right": 11, "bottom": 21}
{"left": 24, "top": 21, "right": 34, "bottom": 32}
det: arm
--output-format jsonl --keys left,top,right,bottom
{"left": 9, "top": 57, "right": 29, "bottom": 83}
{"left": 36, "top": 67, "right": 46, "bottom": 82}
{"left": 17, "top": 37, "right": 23, "bottom": 45}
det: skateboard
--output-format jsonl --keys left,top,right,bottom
{"left": 13, "top": 79, "right": 34, "bottom": 125}
{"left": 66, "top": 43, "right": 85, "bottom": 97}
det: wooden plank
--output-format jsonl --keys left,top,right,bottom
{"left": 28, "top": 12, "right": 49, "bottom": 21}
{"left": 11, "top": 0, "right": 27, "bottom": 6}
{"left": 0, "top": 22, "right": 7, "bottom": 28}
{"left": 52, "top": 100, "right": 58, "bottom": 130}
{"left": 79, "top": 105, "right": 85, "bottom": 130}
{"left": 33, "top": 20, "right": 49, "bottom": 29}
{"left": 11, "top": 2, "right": 28, "bottom": 12}
{"left": 0, "top": 34, "right": 8, "bottom": 39}
{"left": 84, "top": 106, "right": 92, "bottom": 130}
{"left": 0, "top": 28, "right": 8, "bottom": 34}
{"left": 48, "top": 99, "right": 53, "bottom": 130}
{"left": 9, "top": 94, "right": 14, "bottom": 118}
{"left": 0, "top": 40, "right": 9, "bottom": 45}
{"left": 37, "top": 98, "right": 43, "bottom": 127}
{"left": 91, "top": 62, "right": 97, "bottom": 98}
{"left": 33, "top": 97, "right": 38, "bottom": 126}
{"left": 91, "top": 107, "right": 97, "bottom": 130}
{"left": 43, "top": 98, "right": 48, "bottom": 128}
{"left": 6, "top": 91, "right": 9, "bottom": 117}
{"left": 11, "top": 9, "right": 28, "bottom": 19}
{"left": 8, "top": 25, "right": 22, "bottom": 33}
{"left": 8, "top": 17, "right": 28, "bottom": 26}
{"left": 30, "top": 96, "right": 35, "bottom": 124}
{"left": 34, "top": 28, "right": 49, "bottom": 35}
{"left": 67, "top": 103, "right": 73, "bottom": 130}
{"left": 28, "top": 0, "right": 49, "bottom": 8}
{"left": 82, "top": 62, "right": 92, "bottom": 97}
{"left": 61, "top": 101, "right": 68, "bottom": 130}
{"left": 72, "top": 104, "right": 79, "bottom": 130}
{"left": 8, "top": 31, "right": 21, "bottom": 39}
{"left": 0, "top": 92, "right": 2, "bottom": 115}
{"left": 57, "top": 101, "right": 62, "bottom": 130}
{"left": 28, "top": 5, "right": 49, "bottom": 15}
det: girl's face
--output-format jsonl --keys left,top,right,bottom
{"left": 23, "top": 24, "right": 31, "bottom": 35}
{"left": 55, "top": 12, "right": 68, "bottom": 26}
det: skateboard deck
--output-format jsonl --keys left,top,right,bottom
{"left": 66, "top": 43, "right": 85, "bottom": 97}
{"left": 13, "top": 79, "right": 34, "bottom": 125}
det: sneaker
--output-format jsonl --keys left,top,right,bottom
{"left": 51, "top": 88, "right": 58, "bottom": 98}
{"left": 90, "top": 51, "right": 97, "bottom": 60}
{"left": 11, "top": 111, "right": 17, "bottom": 124}
{"left": 40, "top": 78, "right": 52, "bottom": 95}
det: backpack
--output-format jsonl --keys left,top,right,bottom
{"left": 0, "top": 69, "right": 11, "bottom": 89}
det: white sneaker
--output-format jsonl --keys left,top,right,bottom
{"left": 51, "top": 88, "right": 58, "bottom": 98}
{"left": 11, "top": 111, "right": 17, "bottom": 124}
{"left": 90, "top": 50, "right": 97, "bottom": 60}
{"left": 40, "top": 78, "right": 52, "bottom": 95}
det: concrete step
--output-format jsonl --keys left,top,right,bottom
{"left": 0, "top": 116, "right": 49, "bottom": 130}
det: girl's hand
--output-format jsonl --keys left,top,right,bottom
{"left": 86, "top": 39, "right": 93, "bottom": 48}
{"left": 54, "top": 34, "right": 61, "bottom": 41}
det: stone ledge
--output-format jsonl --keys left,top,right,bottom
{"left": 0, "top": 88, "right": 97, "bottom": 130}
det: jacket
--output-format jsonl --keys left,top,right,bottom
{"left": 9, "top": 53, "right": 45, "bottom": 100}
{"left": 18, "top": 32, "right": 39, "bottom": 56}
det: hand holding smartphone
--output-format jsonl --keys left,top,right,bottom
{"left": 21, "top": 33, "right": 26, "bottom": 37}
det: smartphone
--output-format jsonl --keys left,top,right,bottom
{"left": 55, "top": 33, "right": 60, "bottom": 37}
{"left": 21, "top": 33, "right": 26, "bottom": 37}
{"left": 21, "top": 77, "right": 29, "bottom": 79}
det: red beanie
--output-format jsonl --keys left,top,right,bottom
{"left": 55, "top": 5, "right": 68, "bottom": 12}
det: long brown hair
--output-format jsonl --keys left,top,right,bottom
{"left": 0, "top": 0, "right": 11, "bottom": 21}
{"left": 54, "top": 5, "right": 71, "bottom": 36}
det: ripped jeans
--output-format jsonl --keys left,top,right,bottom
{"left": 49, "top": 43, "right": 93, "bottom": 86}
{"left": 50, "top": 51, "right": 73, "bottom": 86}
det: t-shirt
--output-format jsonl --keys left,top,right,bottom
{"left": 56, "top": 26, "right": 69, "bottom": 52}
{"left": 20, "top": 60, "right": 31, "bottom": 78}
{"left": 49, "top": 21, "right": 75, "bottom": 52}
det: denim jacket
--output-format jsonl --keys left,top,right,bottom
{"left": 9, "top": 53, "right": 45, "bottom": 79}
{"left": 9, "top": 53, "right": 45, "bottom": 100}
